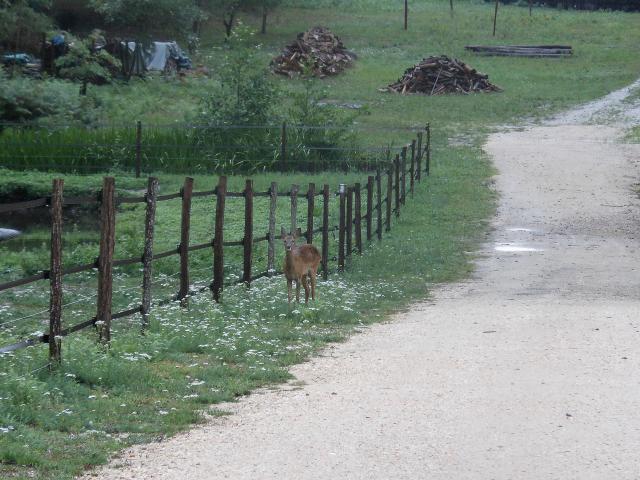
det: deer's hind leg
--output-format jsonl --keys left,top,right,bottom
{"left": 302, "top": 275, "right": 310, "bottom": 303}
{"left": 310, "top": 267, "right": 317, "bottom": 301}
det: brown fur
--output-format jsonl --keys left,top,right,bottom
{"left": 281, "top": 227, "right": 321, "bottom": 304}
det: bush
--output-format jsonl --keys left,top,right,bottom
{"left": 0, "top": 69, "right": 103, "bottom": 129}
{"left": 196, "top": 25, "right": 282, "bottom": 171}
{"left": 54, "top": 31, "right": 121, "bottom": 88}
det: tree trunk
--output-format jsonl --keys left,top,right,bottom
{"left": 261, "top": 4, "right": 268, "bottom": 34}
{"left": 223, "top": 11, "right": 235, "bottom": 39}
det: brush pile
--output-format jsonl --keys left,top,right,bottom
{"left": 271, "top": 26, "right": 356, "bottom": 78}
{"left": 384, "top": 55, "right": 501, "bottom": 95}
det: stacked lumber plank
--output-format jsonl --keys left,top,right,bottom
{"left": 383, "top": 55, "right": 501, "bottom": 95}
{"left": 465, "top": 45, "right": 573, "bottom": 57}
{"left": 271, "top": 26, "right": 356, "bottom": 78}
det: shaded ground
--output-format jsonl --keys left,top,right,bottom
{"left": 81, "top": 84, "right": 640, "bottom": 480}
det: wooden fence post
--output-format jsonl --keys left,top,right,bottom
{"left": 386, "top": 166, "right": 393, "bottom": 232}
{"left": 366, "top": 176, "right": 373, "bottom": 242}
{"left": 267, "top": 182, "right": 277, "bottom": 276}
{"left": 97, "top": 177, "right": 116, "bottom": 344}
{"left": 178, "top": 177, "right": 194, "bottom": 307}
{"left": 401, "top": 146, "right": 407, "bottom": 204}
{"left": 243, "top": 179, "right": 253, "bottom": 286}
{"left": 416, "top": 132, "right": 423, "bottom": 182}
{"left": 376, "top": 168, "right": 382, "bottom": 240}
{"left": 141, "top": 177, "right": 158, "bottom": 330}
{"left": 307, "top": 183, "right": 315, "bottom": 244}
{"left": 212, "top": 176, "right": 227, "bottom": 302}
{"left": 354, "top": 183, "right": 362, "bottom": 254}
{"left": 49, "top": 179, "right": 63, "bottom": 365}
{"left": 346, "top": 186, "right": 353, "bottom": 257}
{"left": 338, "top": 184, "right": 346, "bottom": 271}
{"left": 426, "top": 123, "right": 431, "bottom": 176}
{"left": 394, "top": 155, "right": 400, "bottom": 217}
{"left": 135, "top": 120, "right": 142, "bottom": 178}
{"left": 410, "top": 139, "right": 416, "bottom": 196}
{"left": 404, "top": 0, "right": 408, "bottom": 30}
{"left": 322, "top": 184, "right": 330, "bottom": 280}
{"left": 290, "top": 184, "right": 298, "bottom": 233}
{"left": 281, "top": 121, "right": 287, "bottom": 171}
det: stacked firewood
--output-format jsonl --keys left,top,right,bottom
{"left": 383, "top": 55, "right": 501, "bottom": 95}
{"left": 271, "top": 26, "right": 356, "bottom": 78}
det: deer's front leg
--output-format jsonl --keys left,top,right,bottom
{"left": 287, "top": 279, "right": 292, "bottom": 304}
{"left": 295, "top": 279, "right": 301, "bottom": 303}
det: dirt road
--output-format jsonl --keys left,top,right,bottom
{"left": 83, "top": 87, "right": 640, "bottom": 479}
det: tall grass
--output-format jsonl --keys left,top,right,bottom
{"left": 0, "top": 123, "right": 386, "bottom": 174}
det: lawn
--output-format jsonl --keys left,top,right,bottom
{"left": 1, "top": 1, "right": 639, "bottom": 478}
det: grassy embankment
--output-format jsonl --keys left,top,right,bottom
{"left": 1, "top": 1, "right": 640, "bottom": 478}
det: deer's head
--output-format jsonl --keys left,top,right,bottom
{"left": 281, "top": 227, "right": 301, "bottom": 252}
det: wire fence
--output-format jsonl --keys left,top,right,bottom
{"left": 0, "top": 122, "right": 426, "bottom": 175}
{"left": 0, "top": 127, "right": 431, "bottom": 367}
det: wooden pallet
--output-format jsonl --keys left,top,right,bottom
{"left": 465, "top": 45, "right": 573, "bottom": 58}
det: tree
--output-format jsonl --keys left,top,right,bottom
{"left": 260, "top": 0, "right": 281, "bottom": 34}
{"left": 88, "top": 0, "right": 201, "bottom": 37}
{"left": 203, "top": 0, "right": 266, "bottom": 39}
{"left": 55, "top": 32, "right": 120, "bottom": 95}
{"left": 0, "top": 1, "right": 52, "bottom": 53}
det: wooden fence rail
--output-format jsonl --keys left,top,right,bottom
{"left": 0, "top": 128, "right": 432, "bottom": 363}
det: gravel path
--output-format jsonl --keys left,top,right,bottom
{"left": 82, "top": 88, "right": 640, "bottom": 480}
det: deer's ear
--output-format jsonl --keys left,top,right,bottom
{"left": 295, "top": 227, "right": 302, "bottom": 238}
{"left": 280, "top": 226, "right": 286, "bottom": 239}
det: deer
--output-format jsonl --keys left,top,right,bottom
{"left": 281, "top": 227, "right": 321, "bottom": 304}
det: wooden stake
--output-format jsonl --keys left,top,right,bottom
{"left": 416, "top": 132, "right": 423, "bottom": 182}
{"left": 97, "top": 177, "right": 116, "bottom": 344}
{"left": 179, "top": 177, "right": 194, "bottom": 307}
{"left": 338, "top": 184, "right": 346, "bottom": 271}
{"left": 290, "top": 184, "right": 298, "bottom": 233}
{"left": 243, "top": 179, "right": 253, "bottom": 286}
{"left": 321, "top": 184, "right": 330, "bottom": 280}
{"left": 386, "top": 167, "right": 392, "bottom": 232}
{"left": 401, "top": 146, "right": 407, "bottom": 204}
{"left": 493, "top": 0, "right": 499, "bottom": 37}
{"left": 410, "top": 140, "right": 416, "bottom": 196}
{"left": 307, "top": 183, "right": 315, "bottom": 244}
{"left": 267, "top": 182, "right": 277, "bottom": 276}
{"left": 366, "top": 176, "right": 373, "bottom": 242}
{"left": 49, "top": 179, "right": 63, "bottom": 364}
{"left": 404, "top": 0, "right": 408, "bottom": 30}
{"left": 426, "top": 123, "right": 431, "bottom": 176}
{"left": 135, "top": 120, "right": 142, "bottom": 178}
{"left": 346, "top": 186, "right": 353, "bottom": 257}
{"left": 394, "top": 155, "right": 401, "bottom": 217}
{"left": 281, "top": 121, "right": 287, "bottom": 171}
{"left": 141, "top": 177, "right": 158, "bottom": 330}
{"left": 354, "top": 183, "right": 362, "bottom": 254}
{"left": 376, "top": 168, "right": 382, "bottom": 240}
{"left": 212, "top": 176, "right": 227, "bottom": 302}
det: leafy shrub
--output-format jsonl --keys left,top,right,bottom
{"left": 0, "top": 68, "right": 104, "bottom": 128}
{"left": 196, "top": 25, "right": 282, "bottom": 171}
{"left": 55, "top": 31, "right": 121, "bottom": 87}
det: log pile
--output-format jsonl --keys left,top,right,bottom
{"left": 271, "top": 26, "right": 356, "bottom": 78}
{"left": 383, "top": 55, "right": 501, "bottom": 95}
{"left": 465, "top": 45, "right": 573, "bottom": 58}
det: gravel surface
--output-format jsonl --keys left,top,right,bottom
{"left": 81, "top": 87, "right": 640, "bottom": 480}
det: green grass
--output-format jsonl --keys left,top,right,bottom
{"left": 1, "top": 0, "right": 640, "bottom": 478}
{"left": 0, "top": 143, "right": 495, "bottom": 479}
